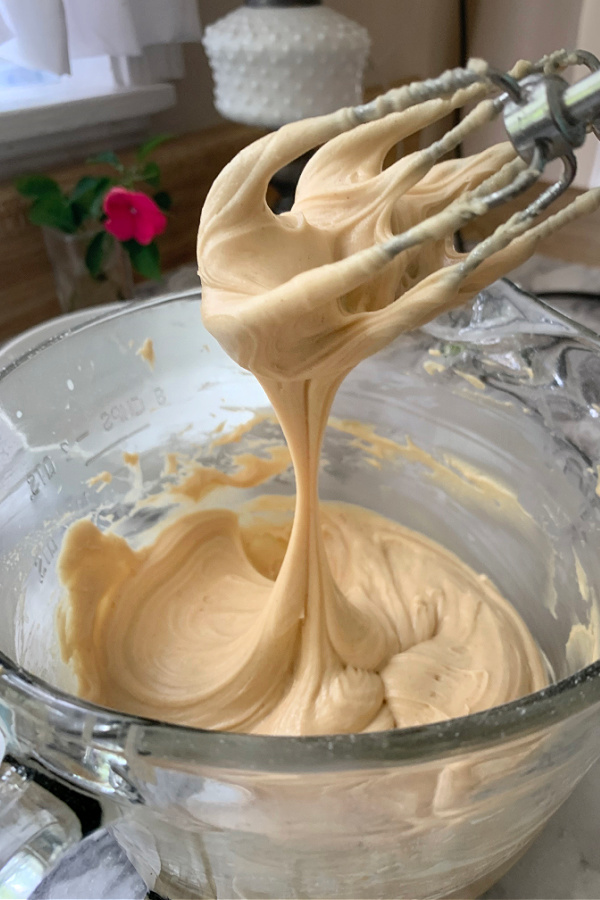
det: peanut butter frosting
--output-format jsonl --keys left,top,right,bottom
{"left": 58, "top": 85, "right": 550, "bottom": 734}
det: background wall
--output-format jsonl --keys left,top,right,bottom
{"left": 153, "top": 0, "right": 461, "bottom": 133}
{"left": 156, "top": 1, "right": 600, "bottom": 187}
{"left": 467, "top": 0, "right": 583, "bottom": 69}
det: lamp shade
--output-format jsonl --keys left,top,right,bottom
{"left": 202, "top": 3, "right": 370, "bottom": 129}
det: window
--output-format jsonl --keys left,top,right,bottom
{"left": 0, "top": 0, "right": 202, "bottom": 177}
{"left": 0, "top": 55, "right": 176, "bottom": 178}
{"left": 0, "top": 59, "right": 59, "bottom": 89}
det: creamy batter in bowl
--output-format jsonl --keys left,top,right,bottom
{"left": 1, "top": 282, "right": 600, "bottom": 899}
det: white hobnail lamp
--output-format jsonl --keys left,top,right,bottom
{"left": 202, "top": 0, "right": 371, "bottom": 129}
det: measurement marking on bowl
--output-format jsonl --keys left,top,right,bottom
{"left": 100, "top": 396, "right": 145, "bottom": 431}
{"left": 84, "top": 423, "right": 151, "bottom": 467}
{"left": 34, "top": 535, "right": 59, "bottom": 583}
{"left": 27, "top": 455, "right": 56, "bottom": 499}
{"left": 99, "top": 387, "right": 167, "bottom": 432}
{"left": 23, "top": 441, "right": 73, "bottom": 500}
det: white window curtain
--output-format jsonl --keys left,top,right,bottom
{"left": 0, "top": 0, "right": 202, "bottom": 78}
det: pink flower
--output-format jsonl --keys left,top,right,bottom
{"left": 103, "top": 187, "right": 167, "bottom": 245}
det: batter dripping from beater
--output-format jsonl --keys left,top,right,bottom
{"left": 59, "top": 60, "right": 600, "bottom": 734}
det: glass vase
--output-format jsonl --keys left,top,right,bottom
{"left": 42, "top": 227, "right": 134, "bottom": 314}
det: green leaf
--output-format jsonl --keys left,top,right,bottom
{"left": 28, "top": 193, "right": 76, "bottom": 233}
{"left": 123, "top": 239, "right": 161, "bottom": 280}
{"left": 69, "top": 175, "right": 110, "bottom": 228}
{"left": 141, "top": 161, "right": 160, "bottom": 188}
{"left": 15, "top": 175, "right": 61, "bottom": 199}
{"left": 70, "top": 175, "right": 111, "bottom": 222}
{"left": 70, "top": 175, "right": 105, "bottom": 202}
{"left": 85, "top": 230, "right": 114, "bottom": 279}
{"left": 89, "top": 181, "right": 112, "bottom": 218}
{"left": 137, "top": 133, "right": 172, "bottom": 161}
{"left": 87, "top": 150, "right": 124, "bottom": 171}
{"left": 70, "top": 201, "right": 87, "bottom": 230}
{"left": 153, "top": 190, "right": 172, "bottom": 211}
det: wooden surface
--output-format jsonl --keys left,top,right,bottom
{"left": 0, "top": 123, "right": 263, "bottom": 342}
{"left": 1, "top": 121, "right": 600, "bottom": 342}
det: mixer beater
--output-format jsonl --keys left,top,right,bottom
{"left": 198, "top": 49, "right": 600, "bottom": 370}
{"left": 348, "top": 48, "right": 600, "bottom": 301}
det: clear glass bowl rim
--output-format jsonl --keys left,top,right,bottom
{"left": 1, "top": 282, "right": 600, "bottom": 773}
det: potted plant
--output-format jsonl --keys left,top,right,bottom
{"left": 16, "top": 136, "right": 172, "bottom": 313}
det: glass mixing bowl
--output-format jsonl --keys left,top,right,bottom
{"left": 1, "top": 280, "right": 600, "bottom": 900}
